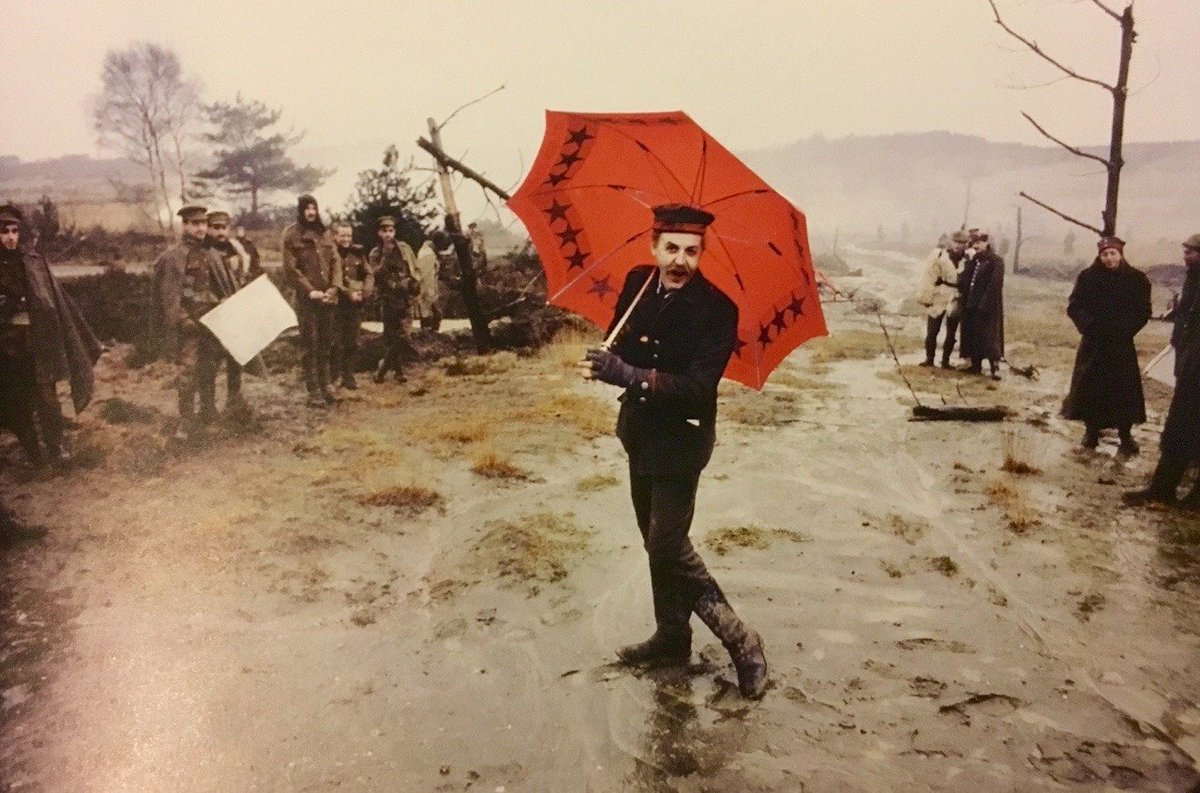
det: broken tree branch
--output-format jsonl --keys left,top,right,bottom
{"left": 987, "top": 0, "right": 1114, "bottom": 92}
{"left": 1019, "top": 191, "right": 1103, "bottom": 235}
{"left": 1020, "top": 112, "right": 1111, "bottom": 167}
{"left": 1085, "top": 0, "right": 1123, "bottom": 23}
{"left": 417, "top": 137, "right": 511, "bottom": 200}
{"left": 436, "top": 84, "right": 506, "bottom": 132}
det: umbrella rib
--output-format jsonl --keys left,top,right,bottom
{"left": 529, "top": 183, "right": 672, "bottom": 206}
{"left": 700, "top": 188, "right": 772, "bottom": 209}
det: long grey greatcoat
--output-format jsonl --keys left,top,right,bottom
{"left": 608, "top": 265, "right": 738, "bottom": 476}
{"left": 960, "top": 249, "right": 1005, "bottom": 362}
{"left": 1161, "top": 264, "right": 1200, "bottom": 461}
{"left": 1061, "top": 260, "right": 1151, "bottom": 428}
{"left": 7, "top": 249, "right": 102, "bottom": 413}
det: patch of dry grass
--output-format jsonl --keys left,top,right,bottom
{"left": 926, "top": 555, "right": 960, "bottom": 577}
{"left": 805, "top": 329, "right": 918, "bottom": 364}
{"left": 723, "top": 391, "right": 800, "bottom": 427}
{"left": 984, "top": 477, "right": 1041, "bottom": 534}
{"left": 704, "top": 524, "right": 810, "bottom": 556}
{"left": 357, "top": 484, "right": 445, "bottom": 516}
{"left": 1000, "top": 428, "right": 1042, "bottom": 475}
{"left": 577, "top": 473, "right": 620, "bottom": 492}
{"left": 532, "top": 392, "right": 614, "bottom": 440}
{"left": 884, "top": 513, "right": 928, "bottom": 545}
{"left": 765, "top": 370, "right": 838, "bottom": 392}
{"left": 471, "top": 451, "right": 533, "bottom": 481}
{"left": 472, "top": 512, "right": 592, "bottom": 588}
{"left": 541, "top": 326, "right": 600, "bottom": 369}
{"left": 416, "top": 415, "right": 493, "bottom": 446}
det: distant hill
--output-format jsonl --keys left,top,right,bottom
{"left": 739, "top": 132, "right": 1200, "bottom": 253}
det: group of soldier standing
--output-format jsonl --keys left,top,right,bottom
{"left": 154, "top": 194, "right": 447, "bottom": 433}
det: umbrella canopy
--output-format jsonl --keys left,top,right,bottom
{"left": 508, "top": 109, "right": 827, "bottom": 389}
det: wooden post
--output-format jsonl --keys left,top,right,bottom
{"left": 426, "top": 117, "right": 492, "bottom": 351}
{"left": 1013, "top": 205, "right": 1023, "bottom": 274}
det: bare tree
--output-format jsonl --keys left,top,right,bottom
{"left": 988, "top": 0, "right": 1135, "bottom": 238}
{"left": 92, "top": 43, "right": 201, "bottom": 232}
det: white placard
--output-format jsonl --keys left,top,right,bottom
{"left": 1143, "top": 345, "right": 1175, "bottom": 388}
{"left": 200, "top": 275, "right": 298, "bottom": 366}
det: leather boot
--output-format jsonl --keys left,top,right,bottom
{"left": 617, "top": 631, "right": 691, "bottom": 667}
{"left": 1081, "top": 426, "right": 1100, "bottom": 449}
{"left": 694, "top": 588, "right": 768, "bottom": 699}
{"left": 1122, "top": 455, "right": 1186, "bottom": 506}
{"left": 618, "top": 568, "right": 691, "bottom": 666}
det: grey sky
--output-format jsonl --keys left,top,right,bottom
{"left": 3, "top": 0, "right": 1196, "bottom": 218}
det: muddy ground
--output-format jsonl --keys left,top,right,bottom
{"left": 3, "top": 250, "right": 1200, "bottom": 792}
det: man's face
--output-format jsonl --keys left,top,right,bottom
{"left": 378, "top": 227, "right": 396, "bottom": 244}
{"left": 207, "top": 219, "right": 229, "bottom": 242}
{"left": 1184, "top": 246, "right": 1200, "bottom": 269}
{"left": 334, "top": 226, "right": 352, "bottom": 248}
{"left": 303, "top": 203, "right": 319, "bottom": 222}
{"left": 183, "top": 217, "right": 208, "bottom": 242}
{"left": 1099, "top": 248, "right": 1122, "bottom": 268}
{"left": 1, "top": 222, "right": 19, "bottom": 251}
{"left": 652, "top": 232, "right": 703, "bottom": 290}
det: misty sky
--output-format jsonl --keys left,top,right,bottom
{"left": 3, "top": 0, "right": 1197, "bottom": 219}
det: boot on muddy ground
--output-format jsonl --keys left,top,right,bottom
{"left": 694, "top": 589, "right": 768, "bottom": 699}
{"left": 1122, "top": 455, "right": 1186, "bottom": 507}
{"left": 617, "top": 631, "right": 691, "bottom": 668}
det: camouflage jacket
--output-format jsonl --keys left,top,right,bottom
{"left": 368, "top": 241, "right": 420, "bottom": 306}
{"left": 154, "top": 237, "right": 237, "bottom": 330}
{"left": 337, "top": 244, "right": 374, "bottom": 301}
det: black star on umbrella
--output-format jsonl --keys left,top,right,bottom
{"left": 771, "top": 307, "right": 788, "bottom": 333}
{"left": 566, "top": 127, "right": 594, "bottom": 147}
{"left": 787, "top": 294, "right": 806, "bottom": 320}
{"left": 543, "top": 199, "right": 571, "bottom": 224}
{"left": 586, "top": 275, "right": 616, "bottom": 300}
{"left": 556, "top": 150, "right": 583, "bottom": 170}
{"left": 546, "top": 170, "right": 569, "bottom": 187}
{"left": 757, "top": 323, "right": 773, "bottom": 349}
{"left": 565, "top": 249, "right": 589, "bottom": 270}
{"left": 557, "top": 224, "right": 581, "bottom": 247}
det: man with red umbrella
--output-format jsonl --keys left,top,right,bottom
{"left": 582, "top": 203, "right": 768, "bottom": 699}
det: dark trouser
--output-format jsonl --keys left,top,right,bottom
{"left": 0, "top": 352, "right": 63, "bottom": 461}
{"left": 177, "top": 326, "right": 223, "bottom": 421}
{"left": 379, "top": 300, "right": 417, "bottom": 377}
{"left": 225, "top": 354, "right": 242, "bottom": 400}
{"left": 925, "top": 313, "right": 959, "bottom": 364}
{"left": 331, "top": 302, "right": 360, "bottom": 384}
{"left": 297, "top": 301, "right": 335, "bottom": 394}
{"left": 629, "top": 469, "right": 719, "bottom": 641}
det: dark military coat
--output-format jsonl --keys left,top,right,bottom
{"left": 1061, "top": 260, "right": 1151, "bottom": 427}
{"left": 1162, "top": 264, "right": 1200, "bottom": 461}
{"left": 368, "top": 241, "right": 419, "bottom": 311}
{"left": 153, "top": 238, "right": 236, "bottom": 343}
{"left": 960, "top": 250, "right": 1005, "bottom": 361}
{"left": 608, "top": 265, "right": 738, "bottom": 476}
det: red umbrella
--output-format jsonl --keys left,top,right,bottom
{"left": 507, "top": 110, "right": 827, "bottom": 389}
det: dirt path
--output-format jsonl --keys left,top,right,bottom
{"left": 3, "top": 263, "right": 1200, "bottom": 792}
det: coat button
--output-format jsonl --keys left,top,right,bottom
{"left": 638, "top": 397, "right": 647, "bottom": 403}
{"left": 640, "top": 381, "right": 649, "bottom": 390}
{"left": 639, "top": 336, "right": 649, "bottom": 343}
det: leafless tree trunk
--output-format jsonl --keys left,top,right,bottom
{"left": 988, "top": 0, "right": 1135, "bottom": 239}
{"left": 1013, "top": 204, "right": 1023, "bottom": 273}
{"left": 93, "top": 43, "right": 201, "bottom": 234}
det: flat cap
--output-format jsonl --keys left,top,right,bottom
{"left": 177, "top": 204, "right": 208, "bottom": 221}
{"left": 376, "top": 215, "right": 396, "bottom": 229}
{"left": 951, "top": 230, "right": 971, "bottom": 244}
{"left": 206, "top": 210, "right": 231, "bottom": 223}
{"left": 1184, "top": 233, "right": 1200, "bottom": 251}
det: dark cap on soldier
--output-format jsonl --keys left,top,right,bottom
{"left": 1184, "top": 233, "right": 1200, "bottom": 252}
{"left": 206, "top": 210, "right": 231, "bottom": 223}
{"left": 951, "top": 230, "right": 971, "bottom": 244}
{"left": 0, "top": 204, "right": 22, "bottom": 226}
{"left": 177, "top": 205, "right": 208, "bottom": 222}
{"left": 969, "top": 228, "right": 988, "bottom": 243}
{"left": 1097, "top": 236, "right": 1125, "bottom": 254}
{"left": 651, "top": 203, "right": 715, "bottom": 235}
{"left": 376, "top": 215, "right": 396, "bottom": 229}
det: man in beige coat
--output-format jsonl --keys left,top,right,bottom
{"left": 916, "top": 230, "right": 968, "bottom": 368}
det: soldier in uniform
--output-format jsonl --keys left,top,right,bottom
{"left": 412, "top": 235, "right": 442, "bottom": 332}
{"left": 467, "top": 221, "right": 487, "bottom": 270}
{"left": 581, "top": 203, "right": 768, "bottom": 699}
{"left": 205, "top": 210, "right": 252, "bottom": 418}
{"left": 330, "top": 221, "right": 373, "bottom": 390}
{"left": 0, "top": 204, "right": 101, "bottom": 465}
{"left": 153, "top": 205, "right": 238, "bottom": 437}
{"left": 281, "top": 195, "right": 342, "bottom": 406}
{"left": 368, "top": 216, "right": 420, "bottom": 383}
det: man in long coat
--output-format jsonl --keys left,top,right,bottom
{"left": 915, "top": 230, "right": 967, "bottom": 368}
{"left": 0, "top": 204, "right": 101, "bottom": 464}
{"left": 581, "top": 203, "right": 767, "bottom": 699}
{"left": 1062, "top": 237, "right": 1151, "bottom": 454}
{"left": 1125, "top": 233, "right": 1200, "bottom": 507}
{"left": 960, "top": 231, "right": 1005, "bottom": 378}
{"left": 282, "top": 195, "right": 342, "bottom": 406}
{"left": 154, "top": 205, "right": 238, "bottom": 435}
{"left": 412, "top": 237, "right": 442, "bottom": 332}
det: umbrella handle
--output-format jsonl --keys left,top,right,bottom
{"left": 600, "top": 274, "right": 653, "bottom": 351}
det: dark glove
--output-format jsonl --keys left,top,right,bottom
{"left": 586, "top": 348, "right": 641, "bottom": 388}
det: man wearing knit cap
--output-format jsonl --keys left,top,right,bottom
{"left": 0, "top": 204, "right": 102, "bottom": 464}
{"left": 205, "top": 210, "right": 253, "bottom": 419}
{"left": 1125, "top": 233, "right": 1200, "bottom": 508}
{"left": 580, "top": 203, "right": 768, "bottom": 699}
{"left": 154, "top": 204, "right": 238, "bottom": 436}
{"left": 368, "top": 215, "right": 420, "bottom": 383}
{"left": 281, "top": 195, "right": 341, "bottom": 406}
